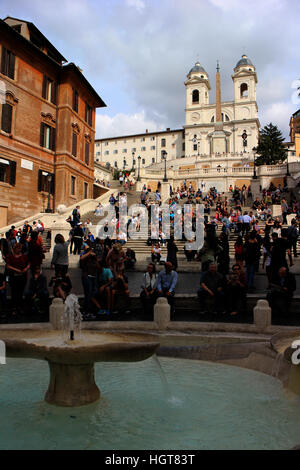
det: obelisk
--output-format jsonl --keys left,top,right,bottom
{"left": 216, "top": 60, "right": 222, "bottom": 125}
{"left": 211, "top": 61, "right": 227, "bottom": 154}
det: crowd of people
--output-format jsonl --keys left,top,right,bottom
{"left": 0, "top": 179, "right": 299, "bottom": 320}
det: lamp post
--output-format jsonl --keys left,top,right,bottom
{"left": 162, "top": 150, "right": 168, "bottom": 182}
{"left": 137, "top": 156, "right": 141, "bottom": 181}
{"left": 46, "top": 174, "right": 52, "bottom": 213}
{"left": 253, "top": 154, "right": 257, "bottom": 179}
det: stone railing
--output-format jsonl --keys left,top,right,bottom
{"left": 0, "top": 187, "right": 115, "bottom": 235}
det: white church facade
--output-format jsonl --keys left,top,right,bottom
{"left": 95, "top": 55, "right": 266, "bottom": 192}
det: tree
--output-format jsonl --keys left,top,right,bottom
{"left": 253, "top": 123, "right": 287, "bottom": 166}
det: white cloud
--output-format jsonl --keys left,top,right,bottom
{"left": 125, "top": 0, "right": 145, "bottom": 13}
{"left": 95, "top": 110, "right": 165, "bottom": 139}
{"left": 260, "top": 101, "right": 295, "bottom": 139}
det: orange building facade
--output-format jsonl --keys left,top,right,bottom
{"left": 289, "top": 109, "right": 300, "bottom": 157}
{"left": 0, "top": 16, "right": 106, "bottom": 226}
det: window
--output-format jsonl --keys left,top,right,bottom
{"left": 1, "top": 47, "right": 15, "bottom": 80}
{"left": 71, "top": 176, "right": 76, "bottom": 195}
{"left": 182, "top": 143, "right": 185, "bottom": 151}
{"left": 84, "top": 182, "right": 88, "bottom": 199}
{"left": 142, "top": 158, "right": 145, "bottom": 164}
{"left": 105, "top": 142, "right": 109, "bottom": 146}
{"left": 193, "top": 144, "right": 197, "bottom": 151}
{"left": 42, "top": 75, "right": 57, "bottom": 104}
{"left": 96, "top": 142, "right": 100, "bottom": 147}
{"left": 38, "top": 170, "right": 54, "bottom": 193}
{"left": 161, "top": 138, "right": 166, "bottom": 147}
{"left": 141, "top": 137, "right": 145, "bottom": 142}
{"left": 85, "top": 103, "right": 92, "bottom": 126}
{"left": 73, "top": 89, "right": 79, "bottom": 112}
{"left": 113, "top": 150, "right": 118, "bottom": 154}
{"left": 114, "top": 161, "right": 118, "bottom": 167}
{"left": 132, "top": 147, "right": 136, "bottom": 152}
{"left": 151, "top": 146, "right": 155, "bottom": 150}
{"left": 104, "top": 150, "right": 109, "bottom": 155}
{"left": 40, "top": 123, "right": 56, "bottom": 151}
{"left": 152, "top": 158, "right": 155, "bottom": 163}
{"left": 0, "top": 158, "right": 16, "bottom": 185}
{"left": 96, "top": 151, "right": 101, "bottom": 156}
{"left": 150, "top": 136, "right": 155, "bottom": 141}
{"left": 192, "top": 90, "right": 199, "bottom": 103}
{"left": 240, "top": 83, "right": 248, "bottom": 98}
{"left": 123, "top": 140, "right": 127, "bottom": 143}
{"left": 85, "top": 141, "right": 90, "bottom": 165}
{"left": 122, "top": 149, "right": 127, "bottom": 153}
{"left": 1, "top": 103, "right": 12, "bottom": 133}
{"left": 141, "top": 147, "right": 146, "bottom": 151}
{"left": 211, "top": 114, "right": 230, "bottom": 123}
{"left": 72, "top": 133, "right": 77, "bottom": 157}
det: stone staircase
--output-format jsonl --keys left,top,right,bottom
{"left": 46, "top": 185, "right": 300, "bottom": 265}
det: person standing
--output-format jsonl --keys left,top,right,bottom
{"left": 287, "top": 219, "right": 298, "bottom": 258}
{"left": 51, "top": 234, "right": 70, "bottom": 276}
{"left": 72, "top": 205, "right": 81, "bottom": 226}
{"left": 73, "top": 223, "right": 84, "bottom": 255}
{"left": 28, "top": 231, "right": 44, "bottom": 274}
{"left": 6, "top": 243, "right": 30, "bottom": 315}
{"left": 167, "top": 236, "right": 178, "bottom": 271}
{"left": 281, "top": 198, "right": 288, "bottom": 225}
{"left": 244, "top": 232, "right": 261, "bottom": 291}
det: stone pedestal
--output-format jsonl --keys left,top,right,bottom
{"left": 251, "top": 178, "right": 261, "bottom": 201}
{"left": 49, "top": 298, "right": 65, "bottom": 329}
{"left": 253, "top": 299, "right": 271, "bottom": 330}
{"left": 45, "top": 362, "right": 100, "bottom": 407}
{"left": 154, "top": 297, "right": 170, "bottom": 330}
{"left": 160, "top": 182, "right": 170, "bottom": 203}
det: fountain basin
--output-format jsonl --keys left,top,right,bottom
{"left": 271, "top": 330, "right": 300, "bottom": 396}
{"left": 0, "top": 330, "right": 160, "bottom": 407}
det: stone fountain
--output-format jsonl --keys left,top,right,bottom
{"left": 271, "top": 330, "right": 300, "bottom": 396}
{"left": 0, "top": 296, "right": 159, "bottom": 407}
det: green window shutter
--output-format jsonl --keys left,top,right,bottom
{"left": 1, "top": 104, "right": 12, "bottom": 133}
{"left": 51, "top": 81, "right": 58, "bottom": 105}
{"left": 8, "top": 51, "right": 15, "bottom": 80}
{"left": 72, "top": 133, "right": 77, "bottom": 157}
{"left": 51, "top": 127, "right": 56, "bottom": 151}
{"left": 42, "top": 74, "right": 47, "bottom": 99}
{"left": 85, "top": 142, "right": 89, "bottom": 165}
{"left": 1, "top": 46, "right": 6, "bottom": 74}
{"left": 9, "top": 161, "right": 16, "bottom": 186}
{"left": 40, "top": 123, "right": 45, "bottom": 147}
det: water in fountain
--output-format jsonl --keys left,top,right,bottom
{"left": 152, "top": 354, "right": 183, "bottom": 406}
{"left": 61, "top": 294, "right": 82, "bottom": 343}
{"left": 271, "top": 352, "right": 284, "bottom": 379}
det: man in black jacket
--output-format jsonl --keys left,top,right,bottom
{"left": 267, "top": 267, "right": 296, "bottom": 316}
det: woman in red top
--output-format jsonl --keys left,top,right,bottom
{"left": 28, "top": 231, "right": 44, "bottom": 273}
{"left": 6, "top": 243, "right": 30, "bottom": 315}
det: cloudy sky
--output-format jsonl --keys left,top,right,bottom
{"left": 2, "top": 0, "right": 300, "bottom": 139}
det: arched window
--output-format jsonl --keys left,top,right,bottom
{"left": 192, "top": 90, "right": 199, "bottom": 103}
{"left": 211, "top": 114, "right": 230, "bottom": 123}
{"left": 240, "top": 83, "right": 248, "bottom": 98}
